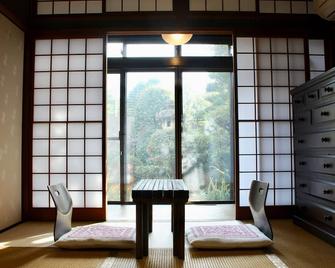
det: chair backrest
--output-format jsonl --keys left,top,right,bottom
{"left": 249, "top": 180, "right": 273, "bottom": 240}
{"left": 47, "top": 183, "right": 73, "bottom": 241}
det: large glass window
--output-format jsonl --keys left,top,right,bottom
{"left": 182, "top": 72, "right": 232, "bottom": 201}
{"left": 106, "top": 36, "right": 233, "bottom": 203}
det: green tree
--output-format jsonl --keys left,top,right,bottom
{"left": 127, "top": 80, "right": 175, "bottom": 182}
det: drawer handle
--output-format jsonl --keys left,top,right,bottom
{"left": 320, "top": 111, "right": 330, "bottom": 116}
{"left": 323, "top": 163, "right": 333, "bottom": 168}
{"left": 299, "top": 183, "right": 307, "bottom": 188}
{"left": 324, "top": 215, "right": 333, "bottom": 221}
{"left": 297, "top": 139, "right": 304, "bottom": 144}
{"left": 323, "top": 189, "right": 333, "bottom": 194}
{"left": 298, "top": 117, "right": 305, "bottom": 122}
{"left": 325, "top": 87, "right": 333, "bottom": 93}
{"left": 294, "top": 100, "right": 302, "bottom": 104}
{"left": 308, "top": 94, "right": 315, "bottom": 99}
{"left": 299, "top": 161, "right": 306, "bottom": 166}
{"left": 321, "top": 137, "right": 330, "bottom": 143}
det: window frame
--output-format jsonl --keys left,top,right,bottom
{"left": 106, "top": 35, "right": 235, "bottom": 204}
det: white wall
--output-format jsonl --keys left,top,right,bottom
{"left": 0, "top": 12, "right": 24, "bottom": 230}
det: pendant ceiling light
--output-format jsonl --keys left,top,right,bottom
{"left": 161, "top": 33, "right": 193, "bottom": 45}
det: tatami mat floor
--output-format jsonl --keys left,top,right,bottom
{"left": 1, "top": 219, "right": 335, "bottom": 267}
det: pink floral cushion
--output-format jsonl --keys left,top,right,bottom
{"left": 190, "top": 225, "right": 259, "bottom": 239}
{"left": 68, "top": 225, "right": 135, "bottom": 240}
{"left": 187, "top": 223, "right": 273, "bottom": 249}
{"left": 54, "top": 223, "right": 136, "bottom": 249}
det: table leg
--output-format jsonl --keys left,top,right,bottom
{"left": 143, "top": 203, "right": 149, "bottom": 256}
{"left": 178, "top": 203, "right": 185, "bottom": 260}
{"left": 148, "top": 203, "right": 152, "bottom": 233}
{"left": 172, "top": 203, "right": 179, "bottom": 257}
{"left": 136, "top": 202, "right": 143, "bottom": 259}
{"left": 171, "top": 205, "right": 174, "bottom": 232}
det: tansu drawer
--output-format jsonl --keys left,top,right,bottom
{"left": 292, "top": 94, "right": 305, "bottom": 110}
{"left": 295, "top": 177, "right": 310, "bottom": 194}
{"left": 295, "top": 156, "right": 335, "bottom": 175}
{"left": 295, "top": 131, "right": 335, "bottom": 150}
{"left": 320, "top": 82, "right": 335, "bottom": 98}
{"left": 310, "top": 180, "right": 335, "bottom": 202}
{"left": 312, "top": 103, "right": 335, "bottom": 124}
{"left": 296, "top": 198, "right": 335, "bottom": 229}
{"left": 305, "top": 90, "right": 318, "bottom": 104}
{"left": 293, "top": 111, "right": 311, "bottom": 129}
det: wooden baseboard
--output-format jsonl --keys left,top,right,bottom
{"left": 0, "top": 221, "right": 23, "bottom": 233}
{"left": 236, "top": 206, "right": 293, "bottom": 220}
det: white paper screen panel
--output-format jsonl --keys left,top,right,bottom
{"left": 259, "top": 0, "right": 315, "bottom": 14}
{"left": 309, "top": 39, "right": 326, "bottom": 79}
{"left": 236, "top": 37, "right": 307, "bottom": 207}
{"left": 106, "top": 0, "right": 173, "bottom": 12}
{"left": 37, "top": 0, "right": 103, "bottom": 15}
{"left": 189, "top": 0, "right": 256, "bottom": 11}
{"left": 32, "top": 38, "right": 104, "bottom": 208}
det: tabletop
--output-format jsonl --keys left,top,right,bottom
{"left": 132, "top": 179, "right": 189, "bottom": 201}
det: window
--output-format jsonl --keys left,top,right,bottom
{"left": 106, "top": 36, "right": 234, "bottom": 203}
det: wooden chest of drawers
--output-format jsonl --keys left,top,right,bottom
{"left": 291, "top": 67, "right": 335, "bottom": 245}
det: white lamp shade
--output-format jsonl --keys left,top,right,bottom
{"left": 161, "top": 33, "right": 193, "bottom": 45}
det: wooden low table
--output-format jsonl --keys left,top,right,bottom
{"left": 132, "top": 179, "right": 189, "bottom": 259}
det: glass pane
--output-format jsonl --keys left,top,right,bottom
{"left": 182, "top": 72, "right": 232, "bottom": 201}
{"left": 126, "top": 44, "right": 175, "bottom": 57}
{"left": 107, "top": 43, "right": 123, "bottom": 57}
{"left": 126, "top": 72, "right": 175, "bottom": 201}
{"left": 181, "top": 44, "right": 231, "bottom": 57}
{"left": 106, "top": 74, "right": 121, "bottom": 202}
{"left": 107, "top": 74, "right": 120, "bottom": 138}
{"left": 107, "top": 140, "right": 121, "bottom": 202}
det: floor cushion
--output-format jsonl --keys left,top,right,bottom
{"left": 186, "top": 223, "right": 273, "bottom": 249}
{"left": 54, "top": 223, "right": 136, "bottom": 249}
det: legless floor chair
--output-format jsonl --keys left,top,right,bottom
{"left": 187, "top": 180, "right": 273, "bottom": 249}
{"left": 48, "top": 183, "right": 136, "bottom": 249}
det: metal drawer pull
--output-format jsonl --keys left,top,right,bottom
{"left": 294, "top": 100, "right": 302, "bottom": 104}
{"left": 321, "top": 137, "right": 330, "bottom": 143}
{"left": 299, "top": 183, "right": 307, "bottom": 188}
{"left": 299, "top": 161, "right": 306, "bottom": 166}
{"left": 323, "top": 163, "right": 333, "bottom": 168}
{"left": 298, "top": 117, "right": 305, "bottom": 122}
{"left": 308, "top": 94, "right": 315, "bottom": 99}
{"left": 324, "top": 215, "right": 333, "bottom": 221}
{"left": 323, "top": 189, "right": 333, "bottom": 194}
{"left": 297, "top": 139, "right": 304, "bottom": 144}
{"left": 320, "top": 111, "right": 330, "bottom": 116}
{"left": 324, "top": 87, "right": 333, "bottom": 93}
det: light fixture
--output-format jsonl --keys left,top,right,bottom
{"left": 161, "top": 33, "right": 193, "bottom": 45}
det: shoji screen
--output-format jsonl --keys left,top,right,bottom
{"left": 32, "top": 38, "right": 104, "bottom": 210}
{"left": 37, "top": 0, "right": 103, "bottom": 15}
{"left": 236, "top": 37, "right": 306, "bottom": 208}
{"left": 106, "top": 0, "right": 173, "bottom": 11}
{"left": 189, "top": 0, "right": 256, "bottom": 11}
{"left": 259, "top": 0, "right": 314, "bottom": 14}
{"left": 309, "top": 39, "right": 326, "bottom": 79}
